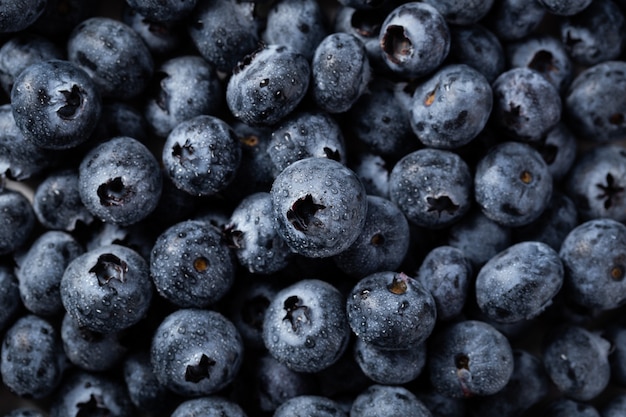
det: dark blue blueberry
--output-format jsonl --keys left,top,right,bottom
{"left": 0, "top": 0, "right": 47, "bottom": 33}
{"left": 530, "top": 122, "right": 578, "bottom": 183}
{"left": 422, "top": 0, "right": 494, "bottom": 25}
{"left": 410, "top": 63, "right": 492, "bottom": 149}
{"left": 263, "top": 0, "right": 328, "bottom": 61}
{"left": 347, "top": 271, "right": 437, "bottom": 350}
{"left": 11, "top": 60, "right": 102, "bottom": 150}
{"left": 268, "top": 111, "right": 346, "bottom": 177}
{"left": 474, "top": 141, "right": 553, "bottom": 227}
{"left": 447, "top": 24, "right": 505, "bottom": 84}
{"left": 350, "top": 152, "right": 390, "bottom": 199}
{"left": 560, "top": 0, "right": 625, "bottom": 66}
{"left": 262, "top": 279, "right": 350, "bottom": 373}
{"left": 188, "top": 0, "right": 259, "bottom": 73}
{"left": 601, "top": 394, "right": 626, "bottom": 417}
{"left": 565, "top": 61, "right": 626, "bottom": 143}
{"left": 121, "top": 5, "right": 184, "bottom": 57}
{"left": 0, "top": 188, "right": 35, "bottom": 256}
{"left": 85, "top": 221, "right": 154, "bottom": 262}
{"left": 60, "top": 244, "right": 153, "bottom": 334}
{"left": 559, "top": 218, "right": 626, "bottom": 310}
{"left": 541, "top": 398, "right": 601, "bottom": 417}
{"left": 15, "top": 230, "right": 83, "bottom": 316}
{"left": 78, "top": 136, "right": 162, "bottom": 226}
{"left": 484, "top": 0, "right": 546, "bottom": 41}
{"left": 162, "top": 115, "right": 241, "bottom": 197}
{"left": 475, "top": 241, "right": 563, "bottom": 323}
{"left": 389, "top": 148, "right": 472, "bottom": 229}
{"left": 270, "top": 157, "right": 367, "bottom": 258}
{"left": 49, "top": 371, "right": 134, "bottom": 417}
{"left": 150, "top": 219, "right": 236, "bottom": 308}
{"left": 0, "top": 265, "right": 20, "bottom": 334}
{"left": 227, "top": 44, "right": 311, "bottom": 126}
{"left": 378, "top": 2, "right": 450, "bottom": 79}
{"left": 353, "top": 336, "right": 426, "bottom": 384}
{"left": 60, "top": 313, "right": 126, "bottom": 372}
{"left": 1, "top": 315, "right": 66, "bottom": 399}
{"left": 603, "top": 325, "right": 626, "bottom": 386}
{"left": 542, "top": 324, "right": 611, "bottom": 400}
{"left": 67, "top": 17, "right": 154, "bottom": 100}
{"left": 350, "top": 384, "right": 432, "bottom": 417}
{"left": 491, "top": 67, "right": 562, "bottom": 142}
{"left": 171, "top": 397, "right": 247, "bottom": 417}
{"left": 415, "top": 387, "right": 466, "bottom": 417}
{"left": 539, "top": 0, "right": 594, "bottom": 15}
{"left": 123, "top": 351, "right": 179, "bottom": 414}
{"left": 145, "top": 55, "right": 223, "bottom": 138}
{"left": 125, "top": 0, "right": 197, "bottom": 22}
{"left": 311, "top": 32, "right": 370, "bottom": 114}
{"left": 150, "top": 308, "right": 244, "bottom": 396}
{"left": 416, "top": 245, "right": 472, "bottom": 321}
{"left": 428, "top": 320, "right": 514, "bottom": 398}
{"left": 274, "top": 395, "right": 346, "bottom": 417}
{"left": 89, "top": 101, "right": 149, "bottom": 144}
{"left": 333, "top": 195, "right": 410, "bottom": 278}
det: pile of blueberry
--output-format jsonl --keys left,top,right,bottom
{"left": 1, "top": 0, "right": 626, "bottom": 416}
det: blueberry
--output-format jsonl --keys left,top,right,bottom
{"left": 262, "top": 279, "right": 350, "bottom": 373}
{"left": 539, "top": 0, "right": 594, "bottom": 15}
{"left": 353, "top": 336, "right": 426, "bottom": 384}
{"left": 121, "top": 6, "right": 184, "bottom": 57}
{"left": 559, "top": 218, "right": 626, "bottom": 310}
{"left": 0, "top": 0, "right": 47, "bottom": 33}
{"left": 60, "top": 244, "right": 153, "bottom": 334}
{"left": 162, "top": 115, "right": 241, "bottom": 197}
{"left": 274, "top": 395, "right": 347, "bottom": 417}
{"left": 171, "top": 397, "right": 247, "bottom": 417}
{"left": 389, "top": 148, "right": 472, "bottom": 229}
{"left": 415, "top": 387, "right": 466, "bottom": 417}
{"left": 123, "top": 351, "right": 179, "bottom": 414}
{"left": 529, "top": 122, "right": 578, "bottom": 183}
{"left": 422, "top": 0, "right": 494, "bottom": 25}
{"left": 0, "top": 188, "right": 35, "bottom": 256}
{"left": 484, "top": 0, "right": 546, "bottom": 41}
{"left": 603, "top": 325, "right": 626, "bottom": 386}
{"left": 447, "top": 24, "right": 505, "bottom": 84}
{"left": 601, "top": 394, "right": 626, "bottom": 417}
{"left": 3, "top": 409, "right": 46, "bottom": 417}
{"left": 150, "top": 308, "right": 244, "bottom": 396}
{"left": 227, "top": 44, "right": 311, "bottom": 126}
{"left": 85, "top": 221, "right": 154, "bottom": 261}
{"left": 541, "top": 398, "right": 601, "bottom": 417}
{"left": 150, "top": 219, "right": 236, "bottom": 308}
{"left": 350, "top": 152, "right": 391, "bottom": 198}
{"left": 427, "top": 320, "right": 514, "bottom": 398}
{"left": 0, "top": 265, "right": 20, "bottom": 334}
{"left": 125, "top": 0, "right": 197, "bottom": 22}
{"left": 78, "top": 136, "right": 163, "bottom": 226}
{"left": 89, "top": 101, "right": 150, "bottom": 144}
{"left": 350, "top": 384, "right": 432, "bottom": 417}
{"left": 270, "top": 157, "right": 367, "bottom": 258}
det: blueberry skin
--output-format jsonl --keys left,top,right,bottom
{"left": 150, "top": 219, "right": 236, "bottom": 308}
{"left": 351, "top": 152, "right": 390, "bottom": 199}
{"left": 225, "top": 192, "right": 293, "bottom": 275}
{"left": 565, "top": 61, "right": 626, "bottom": 143}
{"left": 3, "top": 409, "right": 46, "bottom": 417}
{"left": 539, "top": 0, "right": 593, "bottom": 15}
{"left": 422, "top": 0, "right": 494, "bottom": 25}
{"left": 79, "top": 136, "right": 162, "bottom": 226}
{"left": 428, "top": 320, "right": 514, "bottom": 398}
{"left": 350, "top": 385, "right": 432, "bottom": 417}
{"left": 171, "top": 397, "right": 247, "bottom": 417}
{"left": 263, "top": 0, "right": 328, "bottom": 61}
{"left": 0, "top": 188, "right": 35, "bottom": 256}
{"left": 145, "top": 55, "right": 223, "bottom": 138}
{"left": 354, "top": 337, "right": 426, "bottom": 385}
{"left": 90, "top": 101, "right": 150, "bottom": 144}
{"left": 416, "top": 245, "right": 472, "bottom": 321}
{"left": 474, "top": 141, "right": 553, "bottom": 228}
{"left": 379, "top": 2, "right": 450, "bottom": 79}
{"left": 1, "top": 315, "right": 66, "bottom": 399}
{"left": 123, "top": 352, "right": 178, "bottom": 414}
{"left": 0, "top": 266, "right": 20, "bottom": 334}
{"left": 491, "top": 67, "right": 562, "bottom": 143}
{"left": 273, "top": 395, "right": 346, "bottom": 417}
{"left": 333, "top": 195, "right": 410, "bottom": 278}
{"left": 447, "top": 24, "right": 505, "bottom": 84}
{"left": 67, "top": 17, "right": 154, "bottom": 100}
{"left": 268, "top": 111, "right": 346, "bottom": 177}
{"left": 347, "top": 271, "right": 437, "bottom": 350}
{"left": 530, "top": 122, "right": 578, "bottom": 183}
{"left": 601, "top": 394, "right": 626, "bottom": 417}
{"left": 389, "top": 148, "right": 472, "bottom": 229}
{"left": 410, "top": 64, "right": 492, "bottom": 149}
{"left": 541, "top": 398, "right": 601, "bottom": 417}
{"left": 60, "top": 313, "right": 126, "bottom": 372}
{"left": 49, "top": 371, "right": 134, "bottom": 417}
{"left": 16, "top": 231, "right": 84, "bottom": 316}
{"left": 11, "top": 60, "right": 102, "bottom": 150}
{"left": 560, "top": 0, "right": 625, "bottom": 66}
{"left": 270, "top": 157, "right": 367, "bottom": 258}
{"left": 162, "top": 115, "right": 241, "bottom": 197}
{"left": 604, "top": 325, "right": 626, "bottom": 386}
{"left": 125, "top": 0, "right": 197, "bottom": 22}
{"left": 188, "top": 0, "right": 259, "bottom": 73}
{"left": 121, "top": 6, "right": 184, "bottom": 57}
{"left": 150, "top": 309, "right": 244, "bottom": 396}
{"left": 262, "top": 279, "right": 350, "bottom": 373}
{"left": 0, "top": 0, "right": 47, "bottom": 33}
{"left": 415, "top": 387, "right": 466, "bottom": 417}
{"left": 559, "top": 218, "right": 626, "bottom": 310}
{"left": 484, "top": 0, "right": 545, "bottom": 42}
{"left": 227, "top": 45, "right": 311, "bottom": 127}
{"left": 60, "top": 244, "right": 153, "bottom": 334}
{"left": 311, "top": 33, "right": 370, "bottom": 114}
{"left": 542, "top": 325, "right": 611, "bottom": 400}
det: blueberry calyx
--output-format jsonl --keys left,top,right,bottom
{"left": 172, "top": 139, "right": 196, "bottom": 165}
{"left": 387, "top": 273, "right": 408, "bottom": 295}
{"left": 193, "top": 257, "right": 210, "bottom": 273}
{"left": 370, "top": 232, "right": 385, "bottom": 246}
{"left": 381, "top": 25, "right": 412, "bottom": 64}
{"left": 596, "top": 173, "right": 624, "bottom": 209}
{"left": 323, "top": 147, "right": 341, "bottom": 161}
{"left": 611, "top": 265, "right": 625, "bottom": 281}
{"left": 528, "top": 50, "right": 557, "bottom": 74}
{"left": 283, "top": 295, "right": 310, "bottom": 332}
{"left": 76, "top": 393, "right": 111, "bottom": 417}
{"left": 89, "top": 253, "right": 128, "bottom": 286}
{"left": 184, "top": 354, "right": 216, "bottom": 383}
{"left": 57, "top": 85, "right": 83, "bottom": 120}
{"left": 222, "top": 225, "right": 244, "bottom": 249}
{"left": 286, "top": 194, "right": 325, "bottom": 232}
{"left": 351, "top": 10, "right": 381, "bottom": 37}
{"left": 97, "top": 177, "right": 131, "bottom": 207}
{"left": 426, "top": 196, "right": 460, "bottom": 215}
{"left": 454, "top": 353, "right": 473, "bottom": 398}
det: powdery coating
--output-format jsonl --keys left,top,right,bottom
{"left": 448, "top": 24, "right": 505, "bottom": 84}
{"left": 171, "top": 397, "right": 247, "bottom": 417}
{"left": 428, "top": 320, "right": 514, "bottom": 398}
{"left": 543, "top": 325, "right": 611, "bottom": 401}
{"left": 270, "top": 157, "right": 367, "bottom": 258}
{"left": 60, "top": 244, "right": 153, "bottom": 334}
{"left": 539, "top": 0, "right": 593, "bottom": 15}
{"left": 389, "top": 148, "right": 472, "bottom": 229}
{"left": 410, "top": 64, "right": 492, "bottom": 149}
{"left": 262, "top": 279, "right": 350, "bottom": 373}
{"left": 0, "top": 188, "right": 35, "bottom": 256}
{"left": 559, "top": 218, "right": 626, "bottom": 310}
{"left": 150, "top": 219, "right": 235, "bottom": 308}
{"left": 122, "top": 6, "right": 182, "bottom": 57}
{"left": 0, "top": 267, "right": 20, "bottom": 333}
{"left": 350, "top": 385, "right": 432, "bottom": 417}
{"left": 0, "top": 0, "right": 47, "bottom": 33}
{"left": 485, "top": 0, "right": 546, "bottom": 42}
{"left": 125, "top": 0, "right": 197, "bottom": 23}
{"left": 274, "top": 395, "right": 346, "bottom": 417}
{"left": 227, "top": 44, "right": 310, "bottom": 126}
{"left": 352, "top": 152, "right": 390, "bottom": 199}
{"left": 150, "top": 309, "right": 244, "bottom": 396}
{"left": 163, "top": 115, "right": 241, "bottom": 197}
{"left": 354, "top": 337, "right": 427, "bottom": 385}
{"left": 423, "top": 0, "right": 494, "bottom": 25}
{"left": 529, "top": 122, "right": 578, "bottom": 182}
{"left": 78, "top": 136, "right": 162, "bottom": 226}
